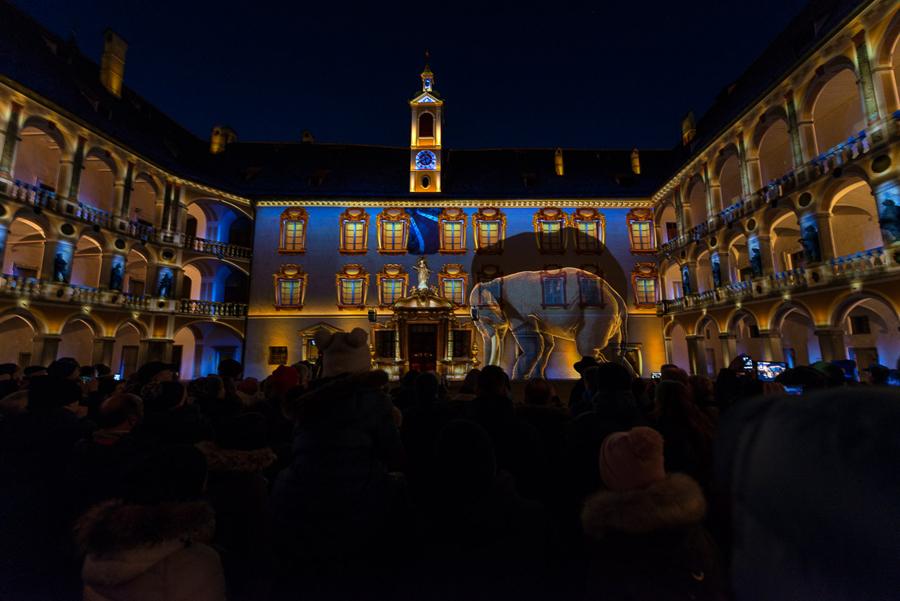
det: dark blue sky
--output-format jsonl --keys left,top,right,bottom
{"left": 20, "top": 0, "right": 809, "bottom": 149}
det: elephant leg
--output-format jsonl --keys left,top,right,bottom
{"left": 534, "top": 328, "right": 555, "bottom": 378}
{"left": 575, "top": 321, "right": 605, "bottom": 362}
{"left": 510, "top": 323, "right": 543, "bottom": 380}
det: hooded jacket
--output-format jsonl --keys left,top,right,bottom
{"left": 581, "top": 473, "right": 722, "bottom": 601}
{"left": 75, "top": 500, "right": 226, "bottom": 601}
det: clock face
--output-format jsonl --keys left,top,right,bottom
{"left": 416, "top": 150, "right": 436, "bottom": 170}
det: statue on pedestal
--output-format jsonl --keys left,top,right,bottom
{"left": 415, "top": 256, "right": 431, "bottom": 290}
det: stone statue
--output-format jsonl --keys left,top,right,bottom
{"left": 415, "top": 256, "right": 431, "bottom": 290}
{"left": 109, "top": 261, "right": 124, "bottom": 291}
{"left": 53, "top": 252, "right": 68, "bottom": 282}
{"left": 158, "top": 271, "right": 173, "bottom": 298}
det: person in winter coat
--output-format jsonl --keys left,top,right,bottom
{"left": 134, "top": 380, "right": 213, "bottom": 445}
{"left": 75, "top": 444, "right": 225, "bottom": 601}
{"left": 651, "top": 380, "right": 715, "bottom": 487}
{"left": 581, "top": 427, "right": 723, "bottom": 601}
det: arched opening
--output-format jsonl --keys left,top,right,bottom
{"left": 112, "top": 322, "right": 142, "bottom": 378}
{"left": 0, "top": 314, "right": 36, "bottom": 365}
{"left": 770, "top": 211, "right": 803, "bottom": 271}
{"left": 757, "top": 118, "right": 793, "bottom": 184}
{"left": 662, "top": 262, "right": 683, "bottom": 300}
{"left": 12, "top": 123, "right": 63, "bottom": 190}
{"left": 79, "top": 150, "right": 117, "bottom": 214}
{"left": 811, "top": 69, "right": 865, "bottom": 154}
{"left": 732, "top": 312, "right": 763, "bottom": 359}
{"left": 658, "top": 202, "right": 678, "bottom": 243}
{"left": 697, "top": 318, "right": 722, "bottom": 377}
{"left": 718, "top": 153, "right": 742, "bottom": 206}
{"left": 777, "top": 306, "right": 821, "bottom": 367}
{"left": 70, "top": 236, "right": 103, "bottom": 288}
{"left": 183, "top": 258, "right": 248, "bottom": 302}
{"left": 130, "top": 173, "right": 158, "bottom": 226}
{"left": 3, "top": 218, "right": 45, "bottom": 278}
{"left": 418, "top": 112, "right": 434, "bottom": 138}
{"left": 58, "top": 318, "right": 95, "bottom": 366}
{"left": 181, "top": 264, "right": 202, "bottom": 300}
{"left": 665, "top": 322, "right": 689, "bottom": 371}
{"left": 124, "top": 249, "right": 148, "bottom": 296}
{"left": 829, "top": 179, "right": 881, "bottom": 257}
{"left": 727, "top": 234, "right": 751, "bottom": 282}
{"left": 228, "top": 215, "right": 253, "bottom": 247}
{"left": 173, "top": 321, "right": 243, "bottom": 381}
{"left": 695, "top": 251, "right": 713, "bottom": 293}
{"left": 892, "top": 31, "right": 900, "bottom": 110}
{"left": 687, "top": 178, "right": 708, "bottom": 229}
{"left": 838, "top": 295, "right": 900, "bottom": 370}
{"left": 186, "top": 199, "right": 250, "bottom": 244}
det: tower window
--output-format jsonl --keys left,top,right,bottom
{"left": 419, "top": 112, "right": 434, "bottom": 138}
{"left": 421, "top": 175, "right": 431, "bottom": 189}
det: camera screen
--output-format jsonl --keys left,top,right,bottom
{"left": 757, "top": 361, "right": 787, "bottom": 382}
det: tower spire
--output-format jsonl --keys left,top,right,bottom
{"left": 421, "top": 50, "right": 434, "bottom": 92}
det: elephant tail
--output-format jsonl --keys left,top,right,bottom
{"left": 605, "top": 283, "right": 628, "bottom": 356}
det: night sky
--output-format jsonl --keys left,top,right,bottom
{"left": 20, "top": 0, "right": 809, "bottom": 150}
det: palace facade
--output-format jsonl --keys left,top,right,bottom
{"left": 0, "top": 0, "right": 898, "bottom": 379}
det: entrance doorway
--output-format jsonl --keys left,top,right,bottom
{"left": 408, "top": 324, "right": 437, "bottom": 372}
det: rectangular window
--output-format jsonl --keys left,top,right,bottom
{"left": 451, "top": 330, "right": 471, "bottom": 358}
{"left": 282, "top": 220, "right": 305, "bottom": 251}
{"left": 382, "top": 221, "right": 405, "bottom": 251}
{"left": 478, "top": 220, "right": 500, "bottom": 249}
{"left": 278, "top": 279, "right": 304, "bottom": 306}
{"left": 578, "top": 276, "right": 603, "bottom": 306}
{"left": 374, "top": 331, "right": 396, "bottom": 359}
{"left": 576, "top": 221, "right": 601, "bottom": 251}
{"left": 268, "top": 346, "right": 288, "bottom": 365}
{"left": 630, "top": 221, "right": 654, "bottom": 251}
{"left": 442, "top": 221, "right": 464, "bottom": 251}
{"left": 442, "top": 278, "right": 465, "bottom": 305}
{"left": 540, "top": 221, "right": 564, "bottom": 252}
{"left": 343, "top": 221, "right": 366, "bottom": 252}
{"left": 340, "top": 279, "right": 364, "bottom": 306}
{"left": 635, "top": 277, "right": 657, "bottom": 305}
{"left": 381, "top": 278, "right": 405, "bottom": 305}
{"left": 542, "top": 275, "right": 566, "bottom": 306}
{"left": 850, "top": 315, "right": 871, "bottom": 335}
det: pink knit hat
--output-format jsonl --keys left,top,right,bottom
{"left": 599, "top": 427, "right": 666, "bottom": 491}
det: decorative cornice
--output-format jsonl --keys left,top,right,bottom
{"left": 256, "top": 198, "right": 654, "bottom": 209}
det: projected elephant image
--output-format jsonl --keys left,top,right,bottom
{"left": 470, "top": 267, "right": 628, "bottom": 380}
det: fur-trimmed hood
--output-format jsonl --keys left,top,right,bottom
{"left": 196, "top": 440, "right": 277, "bottom": 473}
{"left": 75, "top": 500, "right": 215, "bottom": 586}
{"left": 581, "top": 473, "right": 706, "bottom": 538}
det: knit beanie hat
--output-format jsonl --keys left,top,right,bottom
{"left": 267, "top": 365, "right": 299, "bottom": 397}
{"left": 599, "top": 426, "right": 666, "bottom": 491}
{"left": 315, "top": 327, "right": 372, "bottom": 378}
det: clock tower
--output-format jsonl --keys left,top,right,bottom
{"left": 409, "top": 57, "right": 442, "bottom": 193}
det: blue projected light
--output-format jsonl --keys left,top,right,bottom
{"left": 416, "top": 150, "right": 436, "bottom": 170}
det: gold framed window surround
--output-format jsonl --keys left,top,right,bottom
{"left": 377, "top": 264, "right": 409, "bottom": 306}
{"left": 279, "top": 208, "right": 308, "bottom": 253}
{"left": 572, "top": 207, "right": 605, "bottom": 254}
{"left": 473, "top": 207, "right": 506, "bottom": 254}
{"left": 438, "top": 208, "right": 467, "bottom": 253}
{"left": 438, "top": 263, "right": 468, "bottom": 306}
{"left": 339, "top": 208, "right": 369, "bottom": 253}
{"left": 627, "top": 208, "right": 657, "bottom": 254}
{"left": 534, "top": 207, "right": 568, "bottom": 253}
{"left": 377, "top": 208, "right": 411, "bottom": 254}
{"left": 336, "top": 264, "right": 369, "bottom": 308}
{"left": 273, "top": 264, "right": 308, "bottom": 309}
{"left": 632, "top": 262, "right": 659, "bottom": 307}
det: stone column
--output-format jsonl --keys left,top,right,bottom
{"left": 65, "top": 137, "right": 86, "bottom": 203}
{"left": 681, "top": 261, "right": 699, "bottom": 296}
{"left": 784, "top": 91, "right": 805, "bottom": 167}
{"left": 815, "top": 212, "right": 837, "bottom": 260}
{"left": 55, "top": 154, "right": 75, "bottom": 200}
{"left": 120, "top": 162, "right": 135, "bottom": 218}
{"left": 664, "top": 337, "right": 674, "bottom": 366}
{"left": 751, "top": 234, "right": 776, "bottom": 276}
{"left": 797, "top": 118, "right": 818, "bottom": 161}
{"left": 719, "top": 333, "right": 738, "bottom": 366}
{"left": 91, "top": 337, "right": 116, "bottom": 367}
{"left": 158, "top": 181, "right": 173, "bottom": 232}
{"left": 758, "top": 330, "right": 784, "bottom": 361}
{"left": 673, "top": 185, "right": 686, "bottom": 237}
{"left": 709, "top": 182, "right": 723, "bottom": 213}
{"left": 702, "top": 163, "right": 716, "bottom": 215}
{"left": 0, "top": 102, "right": 22, "bottom": 180}
{"left": 99, "top": 251, "right": 127, "bottom": 290}
{"left": 714, "top": 250, "right": 733, "bottom": 286}
{"left": 745, "top": 155, "right": 763, "bottom": 191}
{"left": 737, "top": 135, "right": 752, "bottom": 196}
{"left": 40, "top": 238, "right": 75, "bottom": 283}
{"left": 685, "top": 335, "right": 704, "bottom": 376}
{"left": 872, "top": 63, "right": 899, "bottom": 116}
{"left": 853, "top": 31, "right": 881, "bottom": 124}
{"left": 815, "top": 328, "right": 847, "bottom": 361}
{"left": 112, "top": 179, "right": 126, "bottom": 217}
{"left": 33, "top": 335, "right": 61, "bottom": 366}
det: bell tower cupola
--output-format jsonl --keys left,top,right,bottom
{"left": 409, "top": 53, "right": 443, "bottom": 193}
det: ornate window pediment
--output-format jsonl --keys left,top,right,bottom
{"left": 377, "top": 208, "right": 410, "bottom": 254}
{"left": 279, "top": 208, "right": 308, "bottom": 253}
{"left": 438, "top": 263, "right": 468, "bottom": 306}
{"left": 473, "top": 208, "right": 506, "bottom": 254}
{"left": 534, "top": 208, "right": 568, "bottom": 253}
{"left": 273, "top": 264, "right": 308, "bottom": 309}
{"left": 573, "top": 208, "right": 605, "bottom": 254}
{"left": 632, "top": 262, "right": 659, "bottom": 307}
{"left": 627, "top": 208, "right": 656, "bottom": 253}
{"left": 377, "top": 264, "right": 408, "bottom": 307}
{"left": 339, "top": 208, "right": 369, "bottom": 254}
{"left": 439, "top": 208, "right": 467, "bottom": 253}
{"left": 336, "top": 264, "right": 369, "bottom": 308}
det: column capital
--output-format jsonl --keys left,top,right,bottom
{"left": 718, "top": 333, "right": 738, "bottom": 340}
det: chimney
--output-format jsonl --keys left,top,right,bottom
{"left": 100, "top": 29, "right": 128, "bottom": 98}
{"left": 630, "top": 148, "right": 641, "bottom": 175}
{"left": 301, "top": 130, "right": 315, "bottom": 143}
{"left": 554, "top": 148, "right": 564, "bottom": 176}
{"left": 210, "top": 125, "right": 237, "bottom": 154}
{"left": 681, "top": 111, "right": 697, "bottom": 146}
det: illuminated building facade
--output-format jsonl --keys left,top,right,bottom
{"left": 0, "top": 0, "right": 898, "bottom": 379}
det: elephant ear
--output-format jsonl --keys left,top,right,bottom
{"left": 314, "top": 328, "right": 334, "bottom": 351}
{"left": 346, "top": 327, "right": 368, "bottom": 348}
